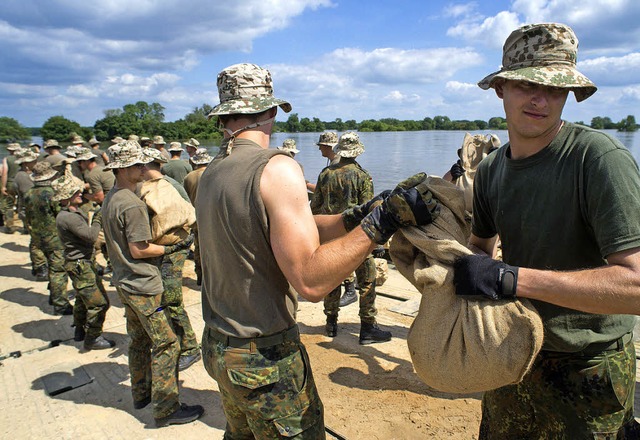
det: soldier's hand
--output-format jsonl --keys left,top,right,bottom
{"left": 449, "top": 161, "right": 465, "bottom": 181}
{"left": 164, "top": 233, "right": 195, "bottom": 255}
{"left": 91, "top": 208, "right": 103, "bottom": 226}
{"left": 360, "top": 181, "right": 440, "bottom": 245}
{"left": 453, "top": 255, "right": 518, "bottom": 301}
{"left": 341, "top": 190, "right": 391, "bottom": 231}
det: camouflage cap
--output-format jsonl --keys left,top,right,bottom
{"left": 6, "top": 142, "right": 21, "bottom": 151}
{"left": 105, "top": 140, "right": 154, "bottom": 169}
{"left": 335, "top": 132, "right": 365, "bottom": 158}
{"left": 207, "top": 63, "right": 292, "bottom": 117}
{"left": 168, "top": 141, "right": 183, "bottom": 152}
{"left": 184, "top": 138, "right": 200, "bottom": 148}
{"left": 15, "top": 150, "right": 39, "bottom": 164}
{"left": 190, "top": 148, "right": 213, "bottom": 165}
{"left": 51, "top": 169, "right": 84, "bottom": 202}
{"left": 142, "top": 147, "right": 168, "bottom": 163}
{"left": 153, "top": 135, "right": 165, "bottom": 145}
{"left": 44, "top": 139, "right": 60, "bottom": 149}
{"left": 277, "top": 138, "right": 300, "bottom": 154}
{"left": 478, "top": 23, "right": 596, "bottom": 102}
{"left": 75, "top": 147, "right": 97, "bottom": 161}
{"left": 317, "top": 132, "right": 338, "bottom": 148}
{"left": 30, "top": 161, "right": 58, "bottom": 182}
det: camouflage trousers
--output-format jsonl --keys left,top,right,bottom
{"left": 33, "top": 234, "right": 69, "bottom": 312}
{"left": 160, "top": 249, "right": 199, "bottom": 357}
{"left": 64, "top": 259, "right": 109, "bottom": 339}
{"left": 202, "top": 326, "right": 325, "bottom": 439}
{"left": 479, "top": 338, "right": 640, "bottom": 439}
{"left": 116, "top": 288, "right": 180, "bottom": 419}
{"left": 23, "top": 220, "right": 47, "bottom": 271}
{"left": 0, "top": 190, "right": 17, "bottom": 230}
{"left": 324, "top": 256, "right": 377, "bottom": 323}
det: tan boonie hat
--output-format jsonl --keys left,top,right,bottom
{"left": 105, "top": 140, "right": 154, "bottom": 169}
{"left": 142, "top": 147, "right": 168, "bottom": 163}
{"left": 51, "top": 169, "right": 84, "bottom": 202}
{"left": 184, "top": 138, "right": 200, "bottom": 148}
{"left": 75, "top": 147, "right": 98, "bottom": 161}
{"left": 153, "top": 135, "right": 165, "bottom": 145}
{"left": 168, "top": 142, "right": 183, "bottom": 152}
{"left": 44, "top": 139, "right": 60, "bottom": 149}
{"left": 71, "top": 135, "right": 85, "bottom": 145}
{"left": 6, "top": 142, "right": 21, "bottom": 151}
{"left": 64, "top": 145, "right": 84, "bottom": 158}
{"left": 190, "top": 148, "right": 213, "bottom": 165}
{"left": 278, "top": 138, "right": 300, "bottom": 154}
{"left": 317, "top": 132, "right": 338, "bottom": 148}
{"left": 15, "top": 150, "right": 39, "bottom": 164}
{"left": 335, "top": 132, "right": 365, "bottom": 158}
{"left": 89, "top": 137, "right": 100, "bottom": 146}
{"left": 30, "top": 161, "right": 58, "bottom": 182}
{"left": 128, "top": 134, "right": 140, "bottom": 142}
{"left": 111, "top": 136, "right": 125, "bottom": 144}
{"left": 478, "top": 23, "right": 597, "bottom": 102}
{"left": 207, "top": 63, "right": 292, "bottom": 117}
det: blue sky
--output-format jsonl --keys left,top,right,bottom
{"left": 1, "top": 0, "right": 639, "bottom": 128}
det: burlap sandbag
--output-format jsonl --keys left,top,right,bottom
{"left": 390, "top": 177, "right": 544, "bottom": 394}
{"left": 454, "top": 133, "right": 501, "bottom": 212}
{"left": 139, "top": 178, "right": 196, "bottom": 245}
{"left": 374, "top": 257, "right": 388, "bottom": 286}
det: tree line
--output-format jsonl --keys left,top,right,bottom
{"left": 0, "top": 101, "right": 638, "bottom": 144}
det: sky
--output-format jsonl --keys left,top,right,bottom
{"left": 1, "top": 0, "right": 639, "bottom": 128}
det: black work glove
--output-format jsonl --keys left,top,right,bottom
{"left": 341, "top": 172, "right": 428, "bottom": 231}
{"left": 449, "top": 160, "right": 465, "bottom": 181}
{"left": 453, "top": 254, "right": 518, "bottom": 300}
{"left": 91, "top": 208, "right": 102, "bottom": 227}
{"left": 360, "top": 181, "right": 440, "bottom": 245}
{"left": 164, "top": 233, "right": 195, "bottom": 255}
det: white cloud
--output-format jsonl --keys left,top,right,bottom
{"left": 579, "top": 53, "right": 640, "bottom": 86}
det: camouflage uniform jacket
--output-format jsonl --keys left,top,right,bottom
{"left": 24, "top": 184, "right": 61, "bottom": 241}
{"left": 310, "top": 158, "right": 373, "bottom": 215}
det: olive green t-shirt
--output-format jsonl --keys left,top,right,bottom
{"left": 473, "top": 123, "right": 640, "bottom": 352}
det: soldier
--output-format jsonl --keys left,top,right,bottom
{"left": 161, "top": 142, "right": 192, "bottom": 185}
{"left": 1, "top": 142, "right": 23, "bottom": 233}
{"left": 102, "top": 140, "right": 203, "bottom": 427}
{"left": 138, "top": 147, "right": 200, "bottom": 371}
{"left": 310, "top": 132, "right": 391, "bottom": 344}
{"left": 454, "top": 23, "right": 640, "bottom": 438}
{"left": 89, "top": 137, "right": 109, "bottom": 167}
{"left": 43, "top": 139, "right": 66, "bottom": 168}
{"left": 316, "top": 131, "right": 340, "bottom": 167}
{"left": 52, "top": 170, "right": 114, "bottom": 350}
{"left": 14, "top": 149, "right": 47, "bottom": 280}
{"left": 183, "top": 138, "right": 200, "bottom": 162}
{"left": 152, "top": 136, "right": 171, "bottom": 161}
{"left": 24, "top": 162, "right": 72, "bottom": 314}
{"left": 197, "top": 63, "right": 439, "bottom": 438}
{"left": 183, "top": 148, "right": 213, "bottom": 286}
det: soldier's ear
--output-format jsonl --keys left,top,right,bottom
{"left": 494, "top": 79, "right": 505, "bottom": 99}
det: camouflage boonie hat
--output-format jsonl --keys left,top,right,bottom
{"left": 278, "top": 138, "right": 300, "bottom": 154}
{"left": 335, "top": 132, "right": 365, "bottom": 158}
{"left": 478, "top": 23, "right": 597, "bottom": 102}
{"left": 207, "top": 63, "right": 292, "bottom": 117}
{"left": 105, "top": 140, "right": 154, "bottom": 169}
{"left": 184, "top": 138, "right": 200, "bottom": 148}
{"left": 168, "top": 142, "right": 183, "bottom": 152}
{"left": 75, "top": 147, "right": 97, "bottom": 161}
{"left": 128, "top": 134, "right": 140, "bottom": 142}
{"left": 44, "top": 139, "right": 60, "bottom": 149}
{"left": 153, "top": 135, "right": 165, "bottom": 145}
{"left": 317, "top": 132, "right": 338, "bottom": 148}
{"left": 15, "top": 150, "right": 39, "bottom": 164}
{"left": 190, "top": 148, "right": 213, "bottom": 165}
{"left": 111, "top": 136, "right": 125, "bottom": 144}
{"left": 6, "top": 142, "right": 21, "bottom": 151}
{"left": 142, "top": 147, "right": 168, "bottom": 163}
{"left": 30, "top": 161, "right": 58, "bottom": 182}
{"left": 71, "top": 135, "right": 85, "bottom": 145}
{"left": 89, "top": 137, "right": 100, "bottom": 146}
{"left": 64, "top": 145, "right": 84, "bottom": 158}
{"left": 51, "top": 170, "right": 84, "bottom": 202}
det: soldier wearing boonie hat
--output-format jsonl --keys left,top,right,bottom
{"left": 23, "top": 161, "right": 73, "bottom": 314}
{"left": 43, "top": 139, "right": 66, "bottom": 168}
{"left": 161, "top": 142, "right": 191, "bottom": 185}
{"left": 316, "top": 131, "right": 340, "bottom": 167}
{"left": 454, "top": 23, "right": 640, "bottom": 438}
{"left": 277, "top": 138, "right": 300, "bottom": 155}
{"left": 1, "top": 143, "right": 24, "bottom": 232}
{"left": 101, "top": 138, "right": 203, "bottom": 426}
{"left": 183, "top": 138, "right": 200, "bottom": 158}
{"left": 52, "top": 169, "right": 114, "bottom": 350}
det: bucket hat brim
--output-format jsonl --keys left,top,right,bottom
{"left": 207, "top": 97, "right": 291, "bottom": 118}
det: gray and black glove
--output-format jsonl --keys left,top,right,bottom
{"left": 453, "top": 254, "right": 518, "bottom": 300}
{"left": 91, "top": 208, "right": 103, "bottom": 227}
{"left": 341, "top": 172, "right": 428, "bottom": 231}
{"left": 164, "top": 233, "right": 195, "bottom": 255}
{"left": 360, "top": 180, "right": 440, "bottom": 245}
{"left": 449, "top": 160, "right": 465, "bottom": 181}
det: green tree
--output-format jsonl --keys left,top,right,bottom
{"left": 617, "top": 115, "right": 638, "bottom": 132}
{"left": 488, "top": 117, "right": 506, "bottom": 130}
{"left": 41, "top": 115, "right": 84, "bottom": 142}
{"left": 433, "top": 115, "right": 452, "bottom": 130}
{"left": 0, "top": 117, "right": 31, "bottom": 142}
{"left": 285, "top": 113, "right": 302, "bottom": 132}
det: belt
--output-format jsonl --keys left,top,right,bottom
{"left": 579, "top": 332, "right": 632, "bottom": 355}
{"left": 209, "top": 325, "right": 300, "bottom": 349}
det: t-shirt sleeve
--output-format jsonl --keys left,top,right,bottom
{"left": 122, "top": 204, "right": 153, "bottom": 243}
{"left": 584, "top": 146, "right": 640, "bottom": 257}
{"left": 87, "top": 171, "right": 103, "bottom": 194}
{"left": 471, "top": 160, "right": 497, "bottom": 239}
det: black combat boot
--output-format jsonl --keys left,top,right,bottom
{"left": 34, "top": 265, "right": 48, "bottom": 282}
{"left": 325, "top": 316, "right": 338, "bottom": 337}
{"left": 359, "top": 322, "right": 392, "bottom": 345}
{"left": 339, "top": 281, "right": 357, "bottom": 307}
{"left": 74, "top": 325, "right": 86, "bottom": 342}
{"left": 155, "top": 403, "right": 204, "bottom": 427}
{"left": 84, "top": 335, "right": 115, "bottom": 350}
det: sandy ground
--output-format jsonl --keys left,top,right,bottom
{"left": 0, "top": 229, "right": 638, "bottom": 439}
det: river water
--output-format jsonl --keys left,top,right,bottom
{"left": 19, "top": 129, "right": 640, "bottom": 192}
